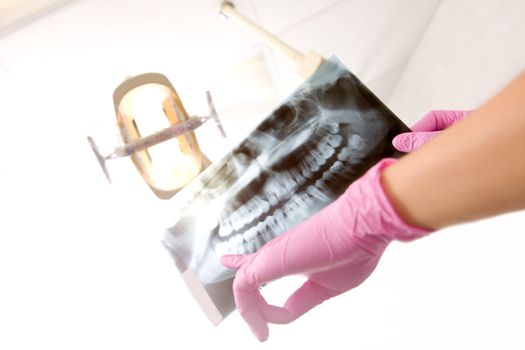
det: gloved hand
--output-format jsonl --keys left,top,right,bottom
{"left": 392, "top": 110, "right": 472, "bottom": 152}
{"left": 221, "top": 158, "right": 430, "bottom": 342}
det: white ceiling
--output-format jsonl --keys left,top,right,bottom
{"left": 0, "top": 0, "right": 72, "bottom": 33}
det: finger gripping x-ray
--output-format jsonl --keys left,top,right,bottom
{"left": 162, "top": 56, "right": 409, "bottom": 324}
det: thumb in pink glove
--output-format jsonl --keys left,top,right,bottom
{"left": 221, "top": 158, "right": 430, "bottom": 342}
{"left": 392, "top": 110, "right": 473, "bottom": 152}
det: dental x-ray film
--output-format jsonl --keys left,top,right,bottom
{"left": 162, "top": 56, "right": 410, "bottom": 325}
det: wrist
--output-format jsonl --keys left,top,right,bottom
{"left": 342, "top": 158, "right": 432, "bottom": 246}
{"left": 380, "top": 159, "right": 435, "bottom": 235}
{"left": 378, "top": 158, "right": 433, "bottom": 239}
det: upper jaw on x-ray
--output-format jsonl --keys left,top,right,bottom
{"left": 162, "top": 56, "right": 408, "bottom": 285}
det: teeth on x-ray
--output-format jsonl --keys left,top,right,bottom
{"left": 163, "top": 57, "right": 408, "bottom": 286}
{"left": 246, "top": 201, "right": 261, "bottom": 222}
{"left": 229, "top": 212, "right": 243, "bottom": 231}
{"left": 337, "top": 145, "right": 353, "bottom": 162}
{"left": 306, "top": 184, "right": 330, "bottom": 201}
{"left": 292, "top": 171, "right": 306, "bottom": 186}
{"left": 225, "top": 133, "right": 370, "bottom": 259}
{"left": 242, "top": 235, "right": 258, "bottom": 254}
{"left": 329, "top": 160, "right": 344, "bottom": 173}
{"left": 218, "top": 221, "right": 233, "bottom": 237}
{"left": 304, "top": 154, "right": 321, "bottom": 172}
{"left": 182, "top": 128, "right": 376, "bottom": 276}
{"left": 242, "top": 226, "right": 258, "bottom": 241}
{"left": 326, "top": 134, "right": 343, "bottom": 148}
{"left": 256, "top": 221, "right": 266, "bottom": 237}
{"left": 254, "top": 196, "right": 270, "bottom": 214}
{"left": 300, "top": 161, "right": 314, "bottom": 179}
{"left": 258, "top": 221, "right": 273, "bottom": 243}
{"left": 325, "top": 122, "right": 339, "bottom": 134}
{"left": 272, "top": 209, "right": 287, "bottom": 232}
{"left": 322, "top": 141, "right": 338, "bottom": 157}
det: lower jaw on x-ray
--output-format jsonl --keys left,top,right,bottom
{"left": 162, "top": 55, "right": 410, "bottom": 325}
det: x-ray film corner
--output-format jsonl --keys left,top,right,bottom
{"left": 162, "top": 55, "right": 410, "bottom": 325}
{"left": 181, "top": 269, "right": 224, "bottom": 326}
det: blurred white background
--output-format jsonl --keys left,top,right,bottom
{"left": 1, "top": 0, "right": 524, "bottom": 349}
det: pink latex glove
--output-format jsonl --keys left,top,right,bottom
{"left": 392, "top": 110, "right": 473, "bottom": 152}
{"left": 221, "top": 158, "right": 430, "bottom": 342}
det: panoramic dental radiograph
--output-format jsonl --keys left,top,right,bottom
{"left": 162, "top": 56, "right": 410, "bottom": 324}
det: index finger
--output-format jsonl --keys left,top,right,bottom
{"left": 232, "top": 269, "right": 269, "bottom": 342}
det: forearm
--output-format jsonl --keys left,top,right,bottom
{"left": 382, "top": 70, "right": 525, "bottom": 230}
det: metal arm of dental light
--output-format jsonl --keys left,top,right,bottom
{"left": 218, "top": 1, "right": 325, "bottom": 79}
